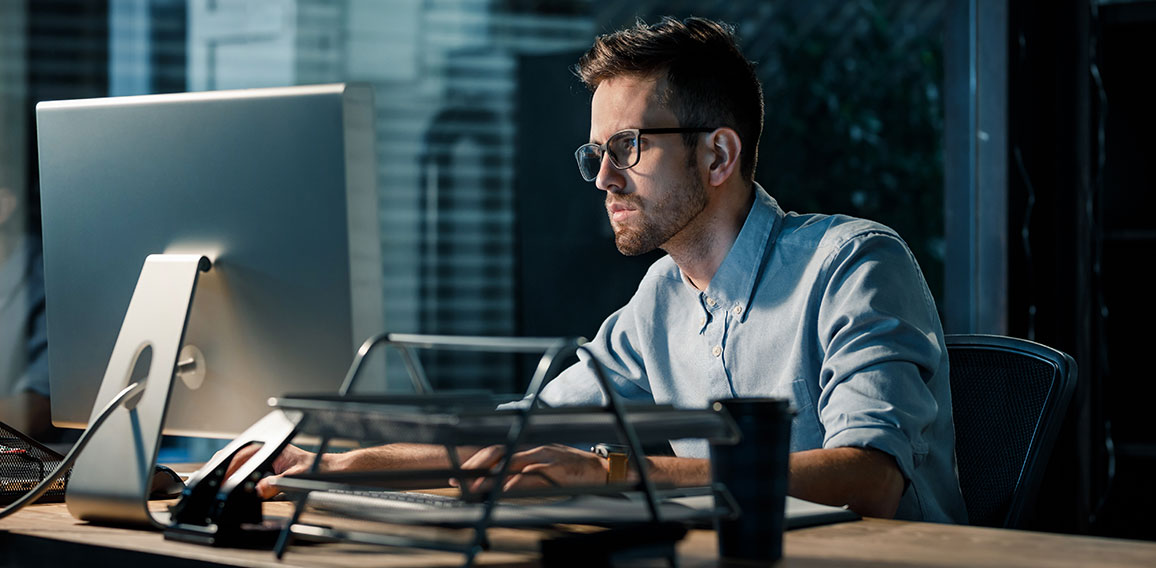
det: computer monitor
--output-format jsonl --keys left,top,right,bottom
{"left": 36, "top": 83, "right": 383, "bottom": 439}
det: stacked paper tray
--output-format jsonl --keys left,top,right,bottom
{"left": 272, "top": 393, "right": 739, "bottom": 447}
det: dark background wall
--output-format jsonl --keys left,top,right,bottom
{"left": 514, "top": 52, "right": 665, "bottom": 343}
{"left": 1008, "top": 0, "right": 1156, "bottom": 539}
{"left": 5, "top": 0, "right": 1156, "bottom": 542}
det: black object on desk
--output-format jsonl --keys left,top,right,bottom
{"left": 540, "top": 522, "right": 687, "bottom": 567}
{"left": 710, "top": 397, "right": 793, "bottom": 563}
{"left": 165, "top": 409, "right": 302, "bottom": 548}
{"left": 149, "top": 465, "right": 186, "bottom": 500}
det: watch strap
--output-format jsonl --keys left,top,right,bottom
{"left": 592, "top": 443, "right": 631, "bottom": 483}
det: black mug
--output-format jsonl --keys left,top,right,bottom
{"left": 710, "top": 397, "right": 793, "bottom": 563}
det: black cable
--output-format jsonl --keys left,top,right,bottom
{"left": 0, "top": 382, "right": 144, "bottom": 520}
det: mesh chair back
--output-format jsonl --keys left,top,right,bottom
{"left": 946, "top": 334, "right": 1076, "bottom": 528}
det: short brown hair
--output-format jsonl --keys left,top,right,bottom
{"left": 576, "top": 17, "right": 764, "bottom": 182}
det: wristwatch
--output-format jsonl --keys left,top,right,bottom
{"left": 591, "top": 443, "right": 631, "bottom": 484}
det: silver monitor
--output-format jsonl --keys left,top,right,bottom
{"left": 37, "top": 83, "right": 383, "bottom": 439}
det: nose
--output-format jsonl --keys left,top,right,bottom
{"left": 595, "top": 152, "right": 626, "bottom": 193}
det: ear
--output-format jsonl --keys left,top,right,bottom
{"left": 703, "top": 127, "right": 742, "bottom": 187}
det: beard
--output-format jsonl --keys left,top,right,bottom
{"left": 609, "top": 174, "right": 709, "bottom": 256}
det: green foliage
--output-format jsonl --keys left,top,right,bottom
{"left": 756, "top": 1, "right": 946, "bottom": 304}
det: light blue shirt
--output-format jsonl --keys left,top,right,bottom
{"left": 539, "top": 185, "right": 967, "bottom": 524}
{"left": 0, "top": 235, "right": 49, "bottom": 397}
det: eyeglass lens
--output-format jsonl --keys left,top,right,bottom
{"left": 575, "top": 130, "right": 639, "bottom": 182}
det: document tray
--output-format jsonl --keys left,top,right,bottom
{"left": 273, "top": 395, "right": 738, "bottom": 447}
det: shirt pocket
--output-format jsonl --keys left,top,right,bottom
{"left": 788, "top": 376, "right": 822, "bottom": 453}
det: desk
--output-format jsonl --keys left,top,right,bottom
{"left": 2, "top": 501, "right": 1155, "bottom": 567}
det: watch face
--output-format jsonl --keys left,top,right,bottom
{"left": 593, "top": 443, "right": 631, "bottom": 458}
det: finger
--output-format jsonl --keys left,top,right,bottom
{"left": 223, "top": 443, "right": 262, "bottom": 478}
{"left": 469, "top": 449, "right": 555, "bottom": 495}
{"left": 469, "top": 453, "right": 532, "bottom": 494}
{"left": 253, "top": 453, "right": 318, "bottom": 501}
{"left": 501, "top": 473, "right": 534, "bottom": 493}
{"left": 459, "top": 445, "right": 509, "bottom": 492}
{"left": 269, "top": 445, "right": 299, "bottom": 475}
{"left": 466, "top": 457, "right": 527, "bottom": 495}
{"left": 276, "top": 445, "right": 321, "bottom": 476}
{"left": 477, "top": 445, "right": 554, "bottom": 477}
{"left": 459, "top": 444, "right": 506, "bottom": 470}
{"left": 255, "top": 475, "right": 281, "bottom": 500}
{"left": 502, "top": 465, "right": 559, "bottom": 492}
{"left": 514, "top": 463, "right": 561, "bottom": 488}
{"left": 467, "top": 472, "right": 495, "bottom": 495}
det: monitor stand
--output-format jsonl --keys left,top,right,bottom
{"left": 65, "top": 254, "right": 210, "bottom": 528}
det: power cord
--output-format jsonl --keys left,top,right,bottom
{"left": 0, "top": 382, "right": 144, "bottom": 520}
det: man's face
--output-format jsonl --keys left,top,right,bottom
{"left": 589, "top": 75, "right": 708, "bottom": 256}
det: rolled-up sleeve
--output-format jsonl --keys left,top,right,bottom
{"left": 814, "top": 230, "right": 944, "bottom": 483}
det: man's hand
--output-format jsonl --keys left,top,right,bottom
{"left": 217, "top": 443, "right": 322, "bottom": 499}
{"left": 455, "top": 444, "right": 608, "bottom": 494}
{"left": 211, "top": 442, "right": 477, "bottom": 500}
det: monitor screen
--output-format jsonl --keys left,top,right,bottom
{"left": 36, "top": 83, "right": 383, "bottom": 438}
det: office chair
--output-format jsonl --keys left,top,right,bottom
{"left": 945, "top": 334, "right": 1077, "bottom": 529}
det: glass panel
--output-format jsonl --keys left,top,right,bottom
{"left": 7, "top": 0, "right": 947, "bottom": 400}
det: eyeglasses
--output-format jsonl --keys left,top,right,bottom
{"left": 574, "top": 127, "right": 715, "bottom": 182}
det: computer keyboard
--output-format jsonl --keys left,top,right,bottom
{"left": 304, "top": 489, "right": 469, "bottom": 512}
{"left": 285, "top": 487, "right": 751, "bottom": 528}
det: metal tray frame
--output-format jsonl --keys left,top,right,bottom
{"left": 166, "top": 333, "right": 740, "bottom": 566}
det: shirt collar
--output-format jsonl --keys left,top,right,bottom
{"left": 698, "top": 183, "right": 783, "bottom": 322}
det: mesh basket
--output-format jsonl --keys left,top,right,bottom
{"left": 1, "top": 420, "right": 69, "bottom": 505}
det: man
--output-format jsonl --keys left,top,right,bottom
{"left": 0, "top": 184, "right": 52, "bottom": 440}
{"left": 242, "top": 17, "right": 966, "bottom": 523}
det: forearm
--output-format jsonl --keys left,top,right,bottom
{"left": 323, "top": 445, "right": 709, "bottom": 483}
{"left": 247, "top": 442, "right": 483, "bottom": 498}
{"left": 324, "top": 444, "right": 704, "bottom": 485}
{"left": 632, "top": 456, "right": 711, "bottom": 487}
{"left": 322, "top": 443, "right": 478, "bottom": 473}
{"left": 787, "top": 446, "right": 904, "bottom": 518}
{"left": 319, "top": 444, "right": 903, "bottom": 519}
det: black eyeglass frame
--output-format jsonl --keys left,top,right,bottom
{"left": 574, "top": 127, "right": 716, "bottom": 182}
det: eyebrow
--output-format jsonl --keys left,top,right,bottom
{"left": 588, "top": 128, "right": 634, "bottom": 145}
{"left": 587, "top": 131, "right": 616, "bottom": 145}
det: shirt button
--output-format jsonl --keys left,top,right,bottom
{"left": 699, "top": 316, "right": 707, "bottom": 327}
{"left": 732, "top": 305, "right": 744, "bottom": 316}
{"left": 706, "top": 297, "right": 717, "bottom": 307}
{"left": 712, "top": 345, "right": 722, "bottom": 357}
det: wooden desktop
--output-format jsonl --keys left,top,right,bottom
{"left": 3, "top": 499, "right": 1155, "bottom": 567}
